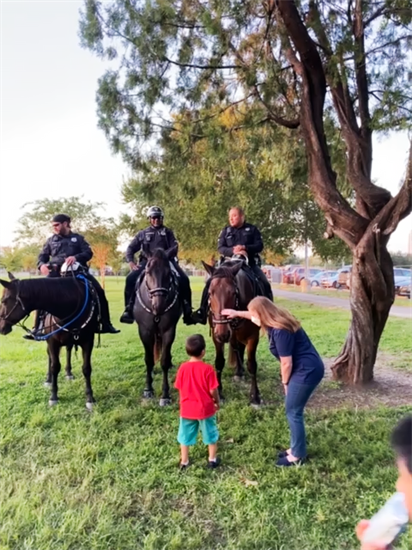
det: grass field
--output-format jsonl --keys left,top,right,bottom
{"left": 0, "top": 277, "right": 411, "bottom": 550}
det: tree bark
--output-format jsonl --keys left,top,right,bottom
{"left": 276, "top": 0, "right": 412, "bottom": 384}
{"left": 332, "top": 232, "right": 394, "bottom": 383}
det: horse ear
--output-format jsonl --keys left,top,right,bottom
{"left": 230, "top": 263, "right": 243, "bottom": 277}
{"left": 0, "top": 279, "right": 12, "bottom": 289}
{"left": 202, "top": 261, "right": 215, "bottom": 276}
{"left": 7, "top": 272, "right": 16, "bottom": 280}
{"left": 142, "top": 244, "right": 152, "bottom": 259}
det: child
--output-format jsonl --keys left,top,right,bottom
{"left": 174, "top": 334, "right": 220, "bottom": 470}
{"left": 356, "top": 415, "right": 412, "bottom": 549}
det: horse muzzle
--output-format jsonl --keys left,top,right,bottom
{"left": 0, "top": 321, "right": 12, "bottom": 335}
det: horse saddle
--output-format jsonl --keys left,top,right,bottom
{"left": 221, "top": 258, "right": 264, "bottom": 298}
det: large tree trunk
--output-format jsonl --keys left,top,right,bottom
{"left": 276, "top": 0, "right": 412, "bottom": 385}
{"left": 332, "top": 236, "right": 394, "bottom": 383}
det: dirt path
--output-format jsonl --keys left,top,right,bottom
{"left": 272, "top": 287, "right": 412, "bottom": 319}
{"left": 309, "top": 353, "right": 412, "bottom": 410}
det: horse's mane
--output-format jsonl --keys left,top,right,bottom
{"left": 150, "top": 248, "right": 168, "bottom": 261}
{"left": 19, "top": 278, "right": 81, "bottom": 303}
{"left": 212, "top": 266, "right": 238, "bottom": 279}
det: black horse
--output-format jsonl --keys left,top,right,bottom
{"left": 133, "top": 249, "right": 181, "bottom": 406}
{"left": 0, "top": 273, "right": 98, "bottom": 409}
{"left": 202, "top": 260, "right": 261, "bottom": 405}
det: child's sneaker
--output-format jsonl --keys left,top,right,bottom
{"left": 207, "top": 457, "right": 221, "bottom": 469}
{"left": 179, "top": 461, "right": 190, "bottom": 471}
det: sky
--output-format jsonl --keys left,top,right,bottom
{"left": 1, "top": 0, "right": 411, "bottom": 253}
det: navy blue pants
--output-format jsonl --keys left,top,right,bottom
{"left": 285, "top": 378, "right": 320, "bottom": 458}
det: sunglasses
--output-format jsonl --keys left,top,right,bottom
{"left": 150, "top": 216, "right": 162, "bottom": 220}
{"left": 52, "top": 223, "right": 61, "bottom": 227}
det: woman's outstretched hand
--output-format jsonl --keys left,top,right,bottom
{"left": 221, "top": 309, "right": 238, "bottom": 319}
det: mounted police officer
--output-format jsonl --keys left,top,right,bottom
{"left": 119, "top": 206, "right": 195, "bottom": 325}
{"left": 194, "top": 206, "right": 273, "bottom": 324}
{"left": 24, "top": 214, "right": 120, "bottom": 340}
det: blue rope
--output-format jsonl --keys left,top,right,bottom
{"left": 34, "top": 274, "right": 91, "bottom": 341}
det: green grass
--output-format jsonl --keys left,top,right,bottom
{"left": 273, "top": 282, "right": 412, "bottom": 307}
{"left": 0, "top": 278, "right": 411, "bottom": 550}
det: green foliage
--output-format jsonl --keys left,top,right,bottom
{"left": 79, "top": 0, "right": 412, "bottom": 166}
{"left": 14, "top": 197, "right": 106, "bottom": 247}
{"left": 121, "top": 106, "right": 351, "bottom": 262}
{"left": 0, "top": 247, "right": 24, "bottom": 272}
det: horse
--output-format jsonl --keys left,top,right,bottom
{"left": 201, "top": 259, "right": 261, "bottom": 405}
{"left": 133, "top": 249, "right": 181, "bottom": 406}
{"left": 0, "top": 272, "right": 99, "bottom": 410}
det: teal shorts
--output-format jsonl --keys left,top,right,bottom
{"left": 177, "top": 415, "right": 219, "bottom": 446}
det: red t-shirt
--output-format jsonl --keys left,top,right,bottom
{"left": 174, "top": 361, "right": 219, "bottom": 420}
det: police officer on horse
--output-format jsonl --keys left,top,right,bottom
{"left": 119, "top": 206, "right": 195, "bottom": 325}
{"left": 194, "top": 206, "right": 273, "bottom": 324}
{"left": 23, "top": 214, "right": 120, "bottom": 339}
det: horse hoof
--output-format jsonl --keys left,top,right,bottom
{"left": 159, "top": 398, "right": 171, "bottom": 407}
{"left": 143, "top": 390, "right": 154, "bottom": 399}
{"left": 86, "top": 402, "right": 94, "bottom": 412}
{"left": 43, "top": 381, "right": 52, "bottom": 388}
{"left": 66, "top": 374, "right": 75, "bottom": 381}
{"left": 48, "top": 399, "right": 58, "bottom": 407}
{"left": 233, "top": 375, "right": 244, "bottom": 383}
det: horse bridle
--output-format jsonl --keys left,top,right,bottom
{"left": 209, "top": 276, "right": 241, "bottom": 329}
{"left": 136, "top": 273, "right": 179, "bottom": 316}
{"left": 0, "top": 291, "right": 27, "bottom": 322}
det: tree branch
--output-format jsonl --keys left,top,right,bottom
{"left": 379, "top": 140, "right": 412, "bottom": 236}
{"left": 253, "top": 86, "right": 300, "bottom": 129}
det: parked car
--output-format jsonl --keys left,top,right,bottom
{"left": 394, "top": 268, "right": 411, "bottom": 290}
{"left": 282, "top": 265, "right": 301, "bottom": 284}
{"left": 394, "top": 267, "right": 412, "bottom": 279}
{"left": 291, "top": 267, "right": 322, "bottom": 285}
{"left": 337, "top": 265, "right": 352, "bottom": 289}
{"left": 321, "top": 272, "right": 340, "bottom": 288}
{"left": 398, "top": 280, "right": 411, "bottom": 299}
{"left": 310, "top": 270, "right": 337, "bottom": 287}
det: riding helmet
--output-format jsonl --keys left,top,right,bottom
{"left": 147, "top": 206, "right": 164, "bottom": 219}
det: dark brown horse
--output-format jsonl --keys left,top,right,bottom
{"left": 0, "top": 273, "right": 98, "bottom": 410}
{"left": 202, "top": 260, "right": 261, "bottom": 405}
{"left": 133, "top": 249, "right": 181, "bottom": 406}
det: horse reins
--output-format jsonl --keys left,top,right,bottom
{"left": 209, "top": 276, "right": 242, "bottom": 329}
{"left": 1, "top": 275, "right": 95, "bottom": 340}
{"left": 136, "top": 273, "right": 179, "bottom": 317}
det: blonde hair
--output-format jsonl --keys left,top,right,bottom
{"left": 248, "top": 296, "right": 301, "bottom": 333}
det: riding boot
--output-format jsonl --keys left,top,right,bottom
{"left": 192, "top": 281, "right": 211, "bottom": 325}
{"left": 96, "top": 290, "right": 121, "bottom": 334}
{"left": 23, "top": 311, "right": 44, "bottom": 341}
{"left": 120, "top": 298, "right": 134, "bottom": 324}
{"left": 182, "top": 300, "right": 195, "bottom": 325}
{"left": 264, "top": 280, "right": 274, "bottom": 301}
{"left": 120, "top": 268, "right": 142, "bottom": 324}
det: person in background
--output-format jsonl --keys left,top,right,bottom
{"left": 24, "top": 214, "right": 119, "bottom": 339}
{"left": 120, "top": 206, "right": 194, "bottom": 325}
{"left": 356, "top": 415, "right": 412, "bottom": 549}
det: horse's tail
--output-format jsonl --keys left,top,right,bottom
{"left": 154, "top": 332, "right": 162, "bottom": 364}
{"left": 228, "top": 342, "right": 237, "bottom": 368}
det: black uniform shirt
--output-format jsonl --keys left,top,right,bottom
{"left": 37, "top": 232, "right": 93, "bottom": 268}
{"left": 126, "top": 226, "right": 178, "bottom": 263}
{"left": 218, "top": 223, "right": 263, "bottom": 264}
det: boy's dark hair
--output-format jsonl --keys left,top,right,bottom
{"left": 185, "top": 334, "right": 206, "bottom": 357}
{"left": 391, "top": 415, "right": 412, "bottom": 474}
